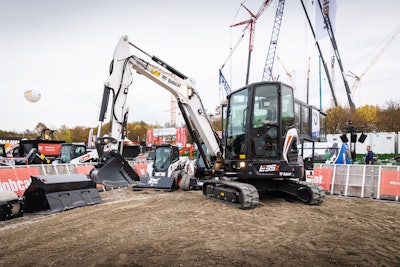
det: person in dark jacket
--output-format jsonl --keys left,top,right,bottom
{"left": 365, "top": 145, "right": 374, "bottom": 165}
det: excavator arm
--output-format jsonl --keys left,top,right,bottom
{"left": 91, "top": 36, "right": 223, "bottom": 188}
{"left": 101, "top": 35, "right": 222, "bottom": 166}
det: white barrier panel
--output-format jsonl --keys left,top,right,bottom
{"left": 315, "top": 164, "right": 400, "bottom": 201}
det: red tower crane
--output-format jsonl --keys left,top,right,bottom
{"left": 231, "top": 0, "right": 273, "bottom": 85}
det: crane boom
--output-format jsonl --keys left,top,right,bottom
{"left": 349, "top": 25, "right": 400, "bottom": 99}
{"left": 262, "top": 0, "right": 285, "bottom": 82}
{"left": 300, "top": 0, "right": 338, "bottom": 107}
{"left": 316, "top": 0, "right": 355, "bottom": 110}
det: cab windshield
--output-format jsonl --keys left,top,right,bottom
{"left": 226, "top": 88, "right": 248, "bottom": 156}
{"left": 154, "top": 146, "right": 171, "bottom": 171}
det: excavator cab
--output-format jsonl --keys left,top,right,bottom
{"left": 210, "top": 81, "right": 325, "bottom": 206}
{"left": 224, "top": 81, "right": 302, "bottom": 181}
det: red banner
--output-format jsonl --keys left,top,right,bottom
{"left": 313, "top": 168, "right": 333, "bottom": 191}
{"left": 0, "top": 167, "right": 40, "bottom": 196}
{"left": 380, "top": 170, "right": 400, "bottom": 196}
{"left": 38, "top": 143, "right": 62, "bottom": 156}
{"left": 147, "top": 129, "right": 153, "bottom": 144}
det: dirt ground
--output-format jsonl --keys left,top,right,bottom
{"left": 0, "top": 187, "right": 399, "bottom": 267}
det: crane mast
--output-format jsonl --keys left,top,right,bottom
{"left": 262, "top": 0, "right": 285, "bottom": 82}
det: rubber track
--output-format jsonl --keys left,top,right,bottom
{"left": 202, "top": 180, "right": 259, "bottom": 209}
{"left": 294, "top": 180, "right": 326, "bottom": 205}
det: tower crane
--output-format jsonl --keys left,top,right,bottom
{"left": 262, "top": 0, "right": 285, "bottom": 82}
{"left": 219, "top": 0, "right": 272, "bottom": 95}
{"left": 346, "top": 24, "right": 400, "bottom": 105}
{"left": 231, "top": 0, "right": 273, "bottom": 85}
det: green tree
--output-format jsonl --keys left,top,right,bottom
{"left": 377, "top": 100, "right": 400, "bottom": 132}
{"left": 325, "top": 106, "right": 350, "bottom": 133}
{"left": 356, "top": 105, "right": 379, "bottom": 132}
{"left": 55, "top": 125, "right": 72, "bottom": 143}
{"left": 0, "top": 130, "right": 23, "bottom": 139}
{"left": 21, "top": 129, "right": 36, "bottom": 139}
{"left": 70, "top": 126, "right": 91, "bottom": 142}
{"left": 127, "top": 121, "right": 149, "bottom": 142}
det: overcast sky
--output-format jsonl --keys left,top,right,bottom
{"left": 1, "top": 0, "right": 399, "bottom": 133}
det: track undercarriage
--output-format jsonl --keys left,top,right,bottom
{"left": 202, "top": 180, "right": 259, "bottom": 209}
{"left": 202, "top": 178, "right": 325, "bottom": 209}
{"left": 256, "top": 179, "right": 326, "bottom": 205}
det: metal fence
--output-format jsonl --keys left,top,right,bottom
{"left": 315, "top": 164, "right": 400, "bottom": 202}
{"left": 0, "top": 162, "right": 96, "bottom": 175}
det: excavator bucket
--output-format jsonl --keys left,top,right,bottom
{"left": 90, "top": 150, "right": 139, "bottom": 188}
{"left": 0, "top": 191, "right": 24, "bottom": 221}
{"left": 23, "top": 174, "right": 102, "bottom": 214}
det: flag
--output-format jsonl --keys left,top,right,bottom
{"left": 315, "top": 0, "right": 336, "bottom": 41}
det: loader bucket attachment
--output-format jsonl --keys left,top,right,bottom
{"left": 90, "top": 150, "right": 139, "bottom": 188}
{"left": 23, "top": 174, "right": 102, "bottom": 214}
{"left": 0, "top": 191, "right": 24, "bottom": 221}
{"left": 135, "top": 176, "right": 176, "bottom": 191}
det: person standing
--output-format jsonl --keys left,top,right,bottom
{"left": 365, "top": 145, "right": 374, "bottom": 165}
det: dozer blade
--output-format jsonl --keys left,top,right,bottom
{"left": 134, "top": 176, "right": 176, "bottom": 191}
{"left": 24, "top": 174, "right": 102, "bottom": 214}
{"left": 90, "top": 150, "right": 139, "bottom": 188}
